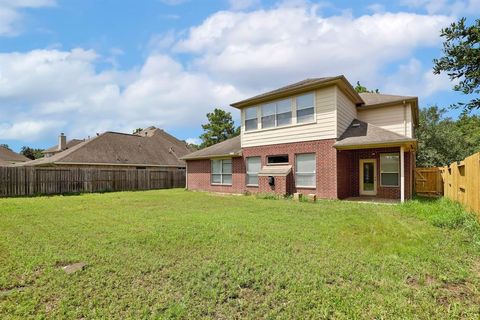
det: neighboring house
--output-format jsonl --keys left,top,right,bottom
{"left": 182, "top": 76, "right": 418, "bottom": 201}
{"left": 42, "top": 133, "right": 84, "bottom": 158}
{"left": 0, "top": 146, "right": 30, "bottom": 166}
{"left": 20, "top": 127, "right": 192, "bottom": 170}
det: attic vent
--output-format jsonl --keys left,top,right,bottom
{"left": 352, "top": 123, "right": 360, "bottom": 127}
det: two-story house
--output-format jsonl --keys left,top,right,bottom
{"left": 182, "top": 76, "right": 418, "bottom": 201}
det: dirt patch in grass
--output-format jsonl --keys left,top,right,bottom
{"left": 405, "top": 274, "right": 437, "bottom": 288}
{"left": 472, "top": 260, "right": 480, "bottom": 277}
{"left": 436, "top": 280, "right": 478, "bottom": 307}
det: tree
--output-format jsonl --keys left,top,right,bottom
{"left": 0, "top": 144, "right": 11, "bottom": 151}
{"left": 20, "top": 146, "right": 44, "bottom": 160}
{"left": 132, "top": 128, "right": 143, "bottom": 134}
{"left": 354, "top": 81, "right": 379, "bottom": 93}
{"left": 416, "top": 106, "right": 480, "bottom": 167}
{"left": 433, "top": 18, "right": 480, "bottom": 111}
{"left": 199, "top": 108, "right": 240, "bottom": 148}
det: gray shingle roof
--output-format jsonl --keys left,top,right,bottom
{"left": 43, "top": 139, "right": 84, "bottom": 154}
{"left": 334, "top": 119, "right": 416, "bottom": 148}
{"left": 231, "top": 75, "right": 363, "bottom": 108}
{"left": 181, "top": 136, "right": 241, "bottom": 160}
{"left": 359, "top": 92, "right": 417, "bottom": 107}
{"left": 20, "top": 127, "right": 192, "bottom": 167}
{"left": 0, "top": 146, "right": 29, "bottom": 162}
{"left": 0, "top": 158, "right": 11, "bottom": 166}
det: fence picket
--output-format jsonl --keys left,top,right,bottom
{"left": 0, "top": 167, "right": 185, "bottom": 197}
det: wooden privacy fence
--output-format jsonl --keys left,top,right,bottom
{"left": 0, "top": 167, "right": 185, "bottom": 197}
{"left": 440, "top": 152, "right": 480, "bottom": 218}
{"left": 415, "top": 167, "right": 443, "bottom": 197}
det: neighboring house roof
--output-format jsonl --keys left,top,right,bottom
{"left": 0, "top": 158, "right": 11, "bottom": 166}
{"left": 0, "top": 146, "right": 29, "bottom": 162}
{"left": 181, "top": 136, "right": 242, "bottom": 160}
{"left": 42, "top": 139, "right": 84, "bottom": 154}
{"left": 20, "top": 127, "right": 192, "bottom": 167}
{"left": 334, "top": 119, "right": 416, "bottom": 149}
{"left": 231, "top": 75, "right": 363, "bottom": 108}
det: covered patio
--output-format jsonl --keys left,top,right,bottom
{"left": 335, "top": 120, "right": 417, "bottom": 202}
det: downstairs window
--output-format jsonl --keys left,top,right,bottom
{"left": 211, "top": 159, "right": 232, "bottom": 185}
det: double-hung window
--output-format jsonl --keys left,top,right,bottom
{"left": 211, "top": 159, "right": 232, "bottom": 185}
{"left": 261, "top": 99, "right": 292, "bottom": 129}
{"left": 296, "top": 93, "right": 315, "bottom": 123}
{"left": 246, "top": 157, "right": 261, "bottom": 186}
{"left": 261, "top": 103, "right": 276, "bottom": 129}
{"left": 276, "top": 99, "right": 292, "bottom": 126}
{"left": 380, "top": 153, "right": 399, "bottom": 187}
{"left": 245, "top": 107, "right": 258, "bottom": 131}
{"left": 295, "top": 153, "right": 316, "bottom": 188}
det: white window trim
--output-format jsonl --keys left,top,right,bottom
{"left": 295, "top": 153, "right": 316, "bottom": 188}
{"left": 211, "top": 159, "right": 233, "bottom": 186}
{"left": 243, "top": 91, "right": 316, "bottom": 134}
{"left": 246, "top": 156, "right": 261, "bottom": 187}
{"left": 260, "top": 99, "right": 292, "bottom": 129}
{"left": 380, "top": 153, "right": 400, "bottom": 187}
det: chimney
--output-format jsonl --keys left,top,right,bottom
{"left": 58, "top": 133, "right": 67, "bottom": 151}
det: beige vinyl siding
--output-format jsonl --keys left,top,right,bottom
{"left": 357, "top": 103, "right": 413, "bottom": 138}
{"left": 336, "top": 87, "right": 357, "bottom": 137}
{"left": 241, "top": 86, "right": 336, "bottom": 147}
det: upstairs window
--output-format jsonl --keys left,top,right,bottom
{"left": 296, "top": 93, "right": 315, "bottom": 123}
{"left": 261, "top": 99, "right": 292, "bottom": 129}
{"left": 211, "top": 159, "right": 232, "bottom": 185}
{"left": 261, "top": 103, "right": 276, "bottom": 129}
{"left": 246, "top": 157, "right": 261, "bottom": 186}
{"left": 276, "top": 99, "right": 292, "bottom": 126}
{"left": 245, "top": 107, "right": 258, "bottom": 131}
{"left": 380, "top": 153, "right": 399, "bottom": 187}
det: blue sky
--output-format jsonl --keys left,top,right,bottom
{"left": 0, "top": 0, "right": 479, "bottom": 152}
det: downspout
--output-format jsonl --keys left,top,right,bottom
{"left": 185, "top": 162, "right": 188, "bottom": 190}
{"left": 400, "top": 146, "right": 405, "bottom": 202}
{"left": 403, "top": 100, "right": 407, "bottom": 136}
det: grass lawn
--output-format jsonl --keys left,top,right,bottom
{"left": 1, "top": 190, "right": 480, "bottom": 319}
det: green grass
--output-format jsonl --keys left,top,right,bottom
{"left": 1, "top": 190, "right": 479, "bottom": 319}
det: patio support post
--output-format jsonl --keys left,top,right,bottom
{"left": 400, "top": 146, "right": 405, "bottom": 202}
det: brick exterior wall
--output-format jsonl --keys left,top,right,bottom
{"left": 186, "top": 141, "right": 413, "bottom": 200}
{"left": 186, "top": 139, "right": 338, "bottom": 198}
{"left": 242, "top": 139, "right": 338, "bottom": 199}
{"left": 186, "top": 157, "right": 250, "bottom": 194}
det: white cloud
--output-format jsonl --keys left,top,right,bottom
{"left": 185, "top": 137, "right": 201, "bottom": 145}
{"left": 401, "top": 0, "right": 480, "bottom": 15}
{"left": 0, "top": 2, "right": 461, "bottom": 144}
{"left": 0, "top": 0, "right": 55, "bottom": 36}
{"left": 382, "top": 58, "right": 455, "bottom": 97}
{"left": 0, "top": 120, "right": 63, "bottom": 141}
{"left": 174, "top": 6, "right": 452, "bottom": 91}
{"left": 0, "top": 49, "right": 244, "bottom": 143}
